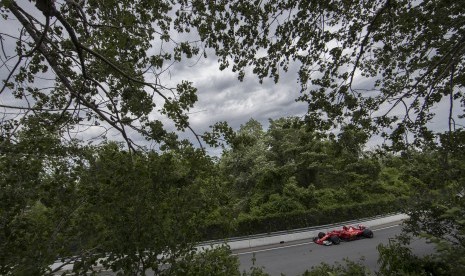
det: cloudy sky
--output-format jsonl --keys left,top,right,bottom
{"left": 166, "top": 52, "right": 307, "bottom": 129}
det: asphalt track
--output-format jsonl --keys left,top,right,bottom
{"left": 234, "top": 223, "right": 436, "bottom": 276}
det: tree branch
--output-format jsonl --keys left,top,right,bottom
{"left": 349, "top": 0, "right": 391, "bottom": 88}
{"left": 8, "top": 1, "right": 132, "bottom": 148}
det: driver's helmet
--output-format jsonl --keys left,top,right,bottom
{"left": 343, "top": 226, "right": 348, "bottom": 230}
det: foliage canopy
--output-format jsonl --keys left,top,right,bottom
{"left": 187, "top": 0, "right": 465, "bottom": 147}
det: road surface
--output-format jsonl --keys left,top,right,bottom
{"left": 234, "top": 223, "right": 435, "bottom": 276}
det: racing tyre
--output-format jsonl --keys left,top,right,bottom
{"left": 318, "top": 232, "right": 325, "bottom": 239}
{"left": 330, "top": 235, "right": 341, "bottom": 245}
{"left": 362, "top": 229, "right": 374, "bottom": 238}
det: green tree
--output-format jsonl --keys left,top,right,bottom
{"left": 266, "top": 117, "right": 323, "bottom": 188}
{"left": 219, "top": 119, "right": 271, "bottom": 211}
{"left": 70, "top": 141, "right": 238, "bottom": 275}
{"left": 397, "top": 130, "right": 465, "bottom": 275}
{"left": 0, "top": 116, "right": 89, "bottom": 275}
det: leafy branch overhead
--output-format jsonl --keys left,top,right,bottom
{"left": 1, "top": 0, "right": 205, "bottom": 151}
{"left": 185, "top": 0, "right": 465, "bottom": 146}
{"left": 2, "top": 0, "right": 463, "bottom": 151}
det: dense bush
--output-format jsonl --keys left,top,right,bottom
{"left": 202, "top": 197, "right": 406, "bottom": 240}
{"left": 303, "top": 259, "right": 371, "bottom": 276}
{"left": 166, "top": 246, "right": 241, "bottom": 276}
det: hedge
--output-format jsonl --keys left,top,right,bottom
{"left": 201, "top": 197, "right": 407, "bottom": 240}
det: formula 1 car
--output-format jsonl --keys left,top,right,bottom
{"left": 313, "top": 225, "right": 374, "bottom": 246}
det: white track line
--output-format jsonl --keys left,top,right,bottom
{"left": 233, "top": 224, "right": 401, "bottom": 256}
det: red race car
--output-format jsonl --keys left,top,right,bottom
{"left": 313, "top": 224, "right": 374, "bottom": 245}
